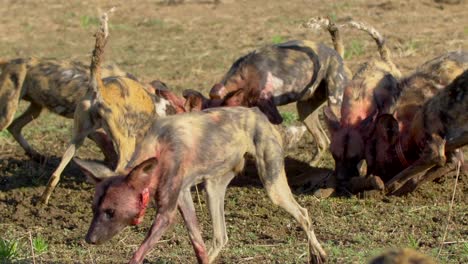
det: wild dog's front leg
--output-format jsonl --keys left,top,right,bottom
{"left": 41, "top": 100, "right": 94, "bottom": 204}
{"left": 110, "top": 131, "right": 136, "bottom": 173}
{"left": 129, "top": 209, "right": 178, "bottom": 264}
{"left": 385, "top": 135, "right": 446, "bottom": 195}
{"left": 393, "top": 150, "right": 462, "bottom": 195}
{"left": 256, "top": 140, "right": 327, "bottom": 263}
{"left": 178, "top": 189, "right": 209, "bottom": 264}
{"left": 41, "top": 134, "right": 88, "bottom": 204}
{"left": 7, "top": 102, "right": 43, "bottom": 161}
{"left": 205, "top": 172, "right": 236, "bottom": 263}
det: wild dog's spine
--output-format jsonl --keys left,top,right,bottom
{"left": 347, "top": 21, "right": 399, "bottom": 75}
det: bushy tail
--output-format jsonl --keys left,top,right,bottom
{"left": 89, "top": 10, "right": 113, "bottom": 94}
{"left": 303, "top": 16, "right": 344, "bottom": 58}
{"left": 347, "top": 21, "right": 400, "bottom": 77}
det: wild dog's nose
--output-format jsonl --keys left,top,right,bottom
{"left": 85, "top": 233, "right": 97, "bottom": 245}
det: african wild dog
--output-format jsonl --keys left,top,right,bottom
{"left": 0, "top": 58, "right": 133, "bottom": 161}
{"left": 201, "top": 17, "right": 351, "bottom": 166}
{"left": 369, "top": 248, "right": 436, "bottom": 264}
{"left": 40, "top": 13, "right": 177, "bottom": 204}
{"left": 367, "top": 57, "right": 467, "bottom": 195}
{"left": 324, "top": 21, "right": 402, "bottom": 196}
{"left": 75, "top": 106, "right": 327, "bottom": 264}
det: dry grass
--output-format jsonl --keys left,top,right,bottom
{"left": 0, "top": 0, "right": 467, "bottom": 263}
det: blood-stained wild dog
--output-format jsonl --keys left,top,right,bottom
{"left": 0, "top": 57, "right": 133, "bottom": 162}
{"left": 40, "top": 12, "right": 177, "bottom": 204}
{"left": 202, "top": 17, "right": 351, "bottom": 166}
{"left": 75, "top": 107, "right": 327, "bottom": 264}
{"left": 368, "top": 62, "right": 467, "bottom": 195}
{"left": 323, "top": 21, "right": 402, "bottom": 196}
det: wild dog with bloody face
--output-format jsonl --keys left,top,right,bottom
{"left": 0, "top": 57, "right": 133, "bottom": 161}
{"left": 75, "top": 107, "right": 327, "bottom": 264}
{"left": 204, "top": 17, "right": 351, "bottom": 166}
{"left": 366, "top": 52, "right": 467, "bottom": 195}
{"left": 324, "top": 21, "right": 402, "bottom": 195}
{"left": 40, "top": 12, "right": 177, "bottom": 204}
{"left": 379, "top": 70, "right": 467, "bottom": 195}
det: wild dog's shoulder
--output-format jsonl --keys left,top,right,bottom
{"left": 100, "top": 77, "right": 155, "bottom": 114}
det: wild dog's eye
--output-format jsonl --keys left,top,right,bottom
{"left": 104, "top": 209, "right": 115, "bottom": 219}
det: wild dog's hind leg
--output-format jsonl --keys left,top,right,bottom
{"left": 178, "top": 189, "right": 209, "bottom": 264}
{"left": 7, "top": 102, "right": 43, "bottom": 161}
{"left": 297, "top": 100, "right": 328, "bottom": 166}
{"left": 255, "top": 137, "right": 327, "bottom": 263}
{"left": 205, "top": 171, "right": 236, "bottom": 263}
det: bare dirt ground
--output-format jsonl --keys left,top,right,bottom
{"left": 0, "top": 0, "right": 467, "bottom": 263}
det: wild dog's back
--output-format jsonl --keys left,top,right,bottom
{"left": 20, "top": 58, "right": 134, "bottom": 118}
{"left": 416, "top": 69, "right": 468, "bottom": 143}
{"left": 392, "top": 51, "right": 468, "bottom": 140}
{"left": 416, "top": 50, "right": 468, "bottom": 85}
{"left": 129, "top": 107, "right": 283, "bottom": 184}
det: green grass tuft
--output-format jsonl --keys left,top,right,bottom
{"left": 280, "top": 111, "right": 298, "bottom": 125}
{"left": 0, "top": 238, "right": 19, "bottom": 262}
{"left": 0, "top": 130, "right": 12, "bottom": 139}
{"left": 406, "top": 234, "right": 419, "bottom": 249}
{"left": 344, "top": 40, "right": 365, "bottom": 59}
{"left": 80, "top": 15, "right": 100, "bottom": 29}
{"left": 272, "top": 35, "right": 284, "bottom": 44}
{"left": 33, "top": 236, "right": 49, "bottom": 255}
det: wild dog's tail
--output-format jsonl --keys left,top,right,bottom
{"left": 347, "top": 21, "right": 401, "bottom": 77}
{"left": 303, "top": 16, "right": 345, "bottom": 58}
{"left": 89, "top": 10, "right": 113, "bottom": 94}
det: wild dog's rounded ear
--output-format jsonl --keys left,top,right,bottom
{"left": 257, "top": 98, "right": 283, "bottom": 124}
{"left": 323, "top": 106, "right": 340, "bottom": 134}
{"left": 375, "top": 114, "right": 399, "bottom": 144}
{"left": 183, "top": 89, "right": 206, "bottom": 112}
{"left": 126, "top": 158, "right": 158, "bottom": 191}
{"left": 73, "top": 158, "right": 116, "bottom": 184}
{"left": 150, "top": 80, "right": 169, "bottom": 91}
{"left": 222, "top": 89, "right": 245, "bottom": 106}
{"left": 209, "top": 83, "right": 226, "bottom": 99}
